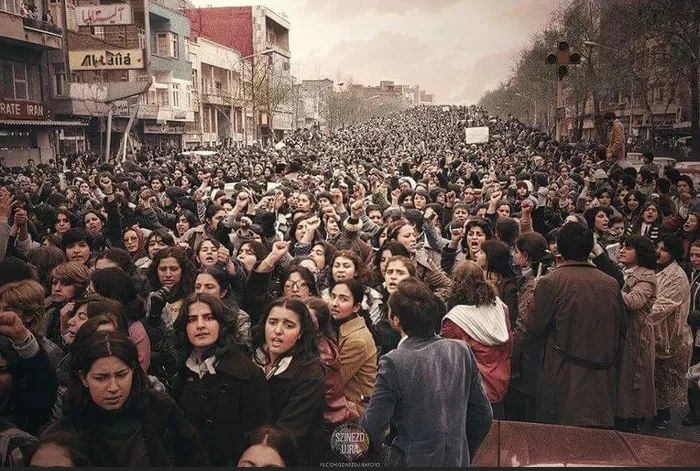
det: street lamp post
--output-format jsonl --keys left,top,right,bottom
{"left": 228, "top": 49, "right": 273, "bottom": 147}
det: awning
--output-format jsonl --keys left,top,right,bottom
{"left": 0, "top": 120, "right": 88, "bottom": 127}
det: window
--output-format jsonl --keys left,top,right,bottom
{"left": 91, "top": 26, "right": 105, "bottom": 39}
{"left": 138, "top": 28, "right": 146, "bottom": 50}
{"left": 172, "top": 83, "right": 180, "bottom": 107}
{"left": 157, "top": 89, "right": 169, "bottom": 106}
{"left": 0, "top": 0, "right": 17, "bottom": 15}
{"left": 13, "top": 63, "right": 28, "bottom": 101}
{"left": 156, "top": 33, "right": 168, "bottom": 56}
{"left": 53, "top": 63, "right": 66, "bottom": 96}
{"left": 171, "top": 34, "right": 179, "bottom": 59}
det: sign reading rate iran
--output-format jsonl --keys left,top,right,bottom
{"left": 75, "top": 4, "right": 133, "bottom": 26}
{"left": 69, "top": 49, "right": 144, "bottom": 71}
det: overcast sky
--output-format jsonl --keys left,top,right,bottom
{"left": 191, "top": 0, "right": 559, "bottom": 104}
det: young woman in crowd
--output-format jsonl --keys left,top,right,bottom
{"left": 172, "top": 293, "right": 270, "bottom": 465}
{"left": 442, "top": 260, "right": 512, "bottom": 419}
{"left": 477, "top": 239, "right": 519, "bottom": 325}
{"left": 251, "top": 298, "right": 326, "bottom": 465}
{"left": 44, "top": 262, "right": 91, "bottom": 349}
{"left": 615, "top": 235, "right": 657, "bottom": 433}
{"left": 236, "top": 426, "right": 298, "bottom": 468}
{"left": 50, "top": 331, "right": 209, "bottom": 466}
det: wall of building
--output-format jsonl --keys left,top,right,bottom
{"left": 184, "top": 7, "right": 253, "bottom": 58}
{"left": 149, "top": 1, "right": 191, "bottom": 81}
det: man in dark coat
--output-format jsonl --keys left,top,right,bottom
{"left": 362, "top": 278, "right": 493, "bottom": 467}
{"left": 524, "top": 221, "right": 626, "bottom": 428}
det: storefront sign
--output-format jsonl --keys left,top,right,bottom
{"left": 143, "top": 122, "right": 185, "bottom": 134}
{"left": 75, "top": 4, "right": 133, "bottom": 26}
{"left": 69, "top": 49, "right": 144, "bottom": 71}
{"left": 0, "top": 99, "right": 45, "bottom": 120}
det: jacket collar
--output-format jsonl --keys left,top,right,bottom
{"left": 399, "top": 335, "right": 441, "bottom": 350}
{"left": 556, "top": 260, "right": 595, "bottom": 269}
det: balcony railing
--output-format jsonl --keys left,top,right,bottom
{"left": 22, "top": 17, "right": 62, "bottom": 37}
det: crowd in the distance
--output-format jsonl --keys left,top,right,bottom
{"left": 0, "top": 104, "right": 697, "bottom": 467}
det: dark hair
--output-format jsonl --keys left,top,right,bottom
{"left": 66, "top": 331, "right": 148, "bottom": 419}
{"left": 464, "top": 218, "right": 494, "bottom": 240}
{"left": 204, "top": 203, "right": 225, "bottom": 224}
{"left": 388, "top": 277, "right": 440, "bottom": 338}
{"left": 145, "top": 229, "right": 175, "bottom": 257}
{"left": 61, "top": 228, "right": 93, "bottom": 252}
{"left": 481, "top": 239, "right": 515, "bottom": 279}
{"left": 331, "top": 250, "right": 370, "bottom": 285}
{"left": 29, "top": 432, "right": 92, "bottom": 467}
{"left": 620, "top": 235, "right": 657, "bottom": 269}
{"left": 176, "top": 210, "right": 198, "bottom": 230}
{"left": 311, "top": 240, "right": 337, "bottom": 270}
{"left": 557, "top": 222, "right": 594, "bottom": 261}
{"left": 196, "top": 265, "right": 230, "bottom": 296}
{"left": 174, "top": 292, "right": 243, "bottom": 356}
{"left": 374, "top": 241, "right": 410, "bottom": 272}
{"left": 26, "top": 246, "right": 65, "bottom": 289}
{"left": 659, "top": 234, "right": 684, "bottom": 263}
{"left": 656, "top": 177, "right": 671, "bottom": 195}
{"left": 252, "top": 298, "right": 319, "bottom": 367}
{"left": 331, "top": 278, "right": 364, "bottom": 306}
{"left": 90, "top": 267, "right": 144, "bottom": 323}
{"left": 515, "top": 232, "right": 550, "bottom": 264}
{"left": 495, "top": 217, "right": 519, "bottom": 246}
{"left": 148, "top": 247, "right": 197, "bottom": 301}
{"left": 305, "top": 296, "right": 335, "bottom": 341}
{"left": 194, "top": 237, "right": 221, "bottom": 264}
{"left": 239, "top": 426, "right": 298, "bottom": 467}
{"left": 239, "top": 240, "right": 269, "bottom": 264}
{"left": 288, "top": 215, "right": 314, "bottom": 246}
{"left": 449, "top": 260, "right": 497, "bottom": 308}
{"left": 96, "top": 247, "right": 136, "bottom": 273}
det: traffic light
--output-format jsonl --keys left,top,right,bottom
{"left": 546, "top": 41, "right": 581, "bottom": 78}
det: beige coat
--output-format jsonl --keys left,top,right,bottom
{"left": 607, "top": 119, "right": 626, "bottom": 161}
{"left": 616, "top": 266, "right": 657, "bottom": 418}
{"left": 652, "top": 261, "right": 694, "bottom": 408}
{"left": 338, "top": 315, "right": 377, "bottom": 414}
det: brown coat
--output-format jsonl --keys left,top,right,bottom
{"left": 338, "top": 316, "right": 377, "bottom": 414}
{"left": 525, "top": 261, "right": 625, "bottom": 428}
{"left": 651, "top": 261, "right": 694, "bottom": 409}
{"left": 616, "top": 266, "right": 657, "bottom": 419}
{"left": 415, "top": 248, "right": 453, "bottom": 300}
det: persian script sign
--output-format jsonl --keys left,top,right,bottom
{"left": 75, "top": 4, "right": 133, "bottom": 26}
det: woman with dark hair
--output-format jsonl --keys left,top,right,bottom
{"left": 194, "top": 265, "right": 251, "bottom": 345}
{"left": 145, "top": 228, "right": 175, "bottom": 263}
{"left": 251, "top": 298, "right": 325, "bottom": 465}
{"left": 309, "top": 241, "right": 337, "bottom": 293}
{"left": 172, "top": 293, "right": 270, "bottom": 465}
{"left": 476, "top": 239, "right": 518, "bottom": 325}
{"left": 371, "top": 241, "right": 410, "bottom": 289}
{"left": 385, "top": 219, "right": 452, "bottom": 300}
{"left": 328, "top": 279, "right": 377, "bottom": 415}
{"left": 237, "top": 426, "right": 298, "bottom": 467}
{"left": 122, "top": 227, "right": 148, "bottom": 267}
{"left": 146, "top": 247, "right": 197, "bottom": 385}
{"left": 507, "top": 232, "right": 554, "bottom": 421}
{"left": 288, "top": 215, "right": 321, "bottom": 257}
{"left": 442, "top": 260, "right": 512, "bottom": 419}
{"left": 321, "top": 250, "right": 383, "bottom": 325}
{"left": 44, "top": 262, "right": 91, "bottom": 349}
{"left": 175, "top": 210, "right": 198, "bottom": 241}
{"left": 50, "top": 331, "right": 208, "bottom": 466}
{"left": 89, "top": 268, "right": 150, "bottom": 372}
{"left": 622, "top": 191, "right": 646, "bottom": 225}
{"left": 305, "top": 297, "right": 359, "bottom": 428}
{"left": 441, "top": 217, "right": 494, "bottom": 274}
{"left": 680, "top": 212, "right": 700, "bottom": 263}
{"left": 627, "top": 200, "right": 664, "bottom": 243}
{"left": 280, "top": 265, "right": 318, "bottom": 300}
{"left": 651, "top": 235, "right": 694, "bottom": 429}
{"left": 615, "top": 235, "right": 658, "bottom": 433}
{"left": 583, "top": 206, "right": 615, "bottom": 247}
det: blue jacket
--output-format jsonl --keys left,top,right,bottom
{"left": 361, "top": 335, "right": 492, "bottom": 467}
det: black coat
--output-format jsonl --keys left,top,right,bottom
{"left": 266, "top": 355, "right": 326, "bottom": 466}
{"left": 173, "top": 347, "right": 272, "bottom": 465}
{"left": 51, "top": 389, "right": 209, "bottom": 467}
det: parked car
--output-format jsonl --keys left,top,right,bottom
{"left": 626, "top": 152, "right": 676, "bottom": 176}
{"left": 472, "top": 420, "right": 700, "bottom": 467}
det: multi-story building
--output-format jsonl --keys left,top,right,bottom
{"left": 293, "top": 78, "right": 333, "bottom": 131}
{"left": 53, "top": 0, "right": 194, "bottom": 156}
{"left": 186, "top": 36, "right": 244, "bottom": 147}
{"left": 0, "top": 0, "right": 77, "bottom": 165}
{"left": 185, "top": 5, "right": 292, "bottom": 145}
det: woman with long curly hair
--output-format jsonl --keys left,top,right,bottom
{"left": 442, "top": 260, "right": 512, "bottom": 419}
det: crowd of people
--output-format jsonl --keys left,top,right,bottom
{"left": 0, "top": 104, "right": 697, "bottom": 467}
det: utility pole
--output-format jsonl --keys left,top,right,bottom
{"left": 546, "top": 41, "right": 581, "bottom": 141}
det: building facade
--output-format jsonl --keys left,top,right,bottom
{"left": 185, "top": 5, "right": 292, "bottom": 145}
{"left": 0, "top": 0, "right": 78, "bottom": 165}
